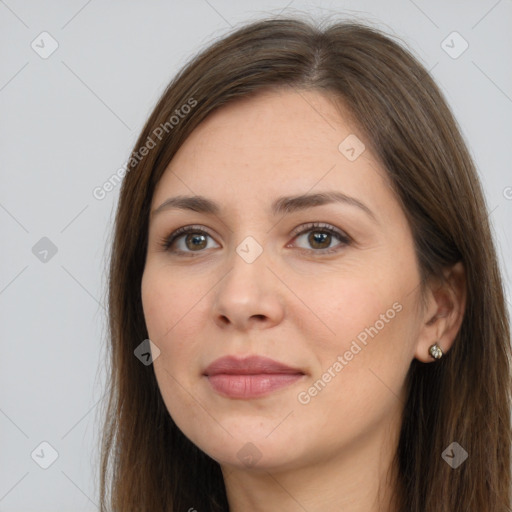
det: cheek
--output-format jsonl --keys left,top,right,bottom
{"left": 297, "top": 283, "right": 414, "bottom": 431}
{"left": 141, "top": 266, "right": 213, "bottom": 387}
{"left": 141, "top": 268, "right": 208, "bottom": 421}
{"left": 299, "top": 275, "right": 392, "bottom": 351}
{"left": 298, "top": 268, "right": 417, "bottom": 378}
{"left": 141, "top": 266, "right": 203, "bottom": 341}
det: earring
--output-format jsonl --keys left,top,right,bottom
{"left": 429, "top": 342, "right": 443, "bottom": 360}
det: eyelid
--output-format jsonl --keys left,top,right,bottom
{"left": 289, "top": 222, "right": 350, "bottom": 241}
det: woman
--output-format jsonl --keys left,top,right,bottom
{"left": 99, "top": 17, "right": 512, "bottom": 511}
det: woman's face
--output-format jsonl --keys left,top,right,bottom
{"left": 141, "top": 89, "right": 427, "bottom": 472}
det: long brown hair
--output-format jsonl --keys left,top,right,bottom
{"left": 99, "top": 16, "right": 512, "bottom": 511}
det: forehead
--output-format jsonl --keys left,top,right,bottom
{"left": 169, "top": 89, "right": 354, "bottom": 168}
{"left": 152, "top": 89, "right": 394, "bottom": 217}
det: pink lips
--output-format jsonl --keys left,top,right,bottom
{"left": 203, "top": 355, "right": 305, "bottom": 399}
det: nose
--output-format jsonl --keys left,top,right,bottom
{"left": 211, "top": 246, "right": 285, "bottom": 331}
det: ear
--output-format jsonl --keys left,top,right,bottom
{"left": 414, "top": 261, "right": 467, "bottom": 363}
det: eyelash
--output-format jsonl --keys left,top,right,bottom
{"left": 158, "top": 222, "right": 351, "bottom": 257}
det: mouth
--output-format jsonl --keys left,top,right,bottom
{"left": 205, "top": 373, "right": 305, "bottom": 399}
{"left": 203, "top": 355, "right": 306, "bottom": 399}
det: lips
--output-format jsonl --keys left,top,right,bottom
{"left": 203, "top": 355, "right": 305, "bottom": 399}
{"left": 203, "top": 355, "right": 304, "bottom": 376}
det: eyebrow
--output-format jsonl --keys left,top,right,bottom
{"left": 151, "top": 191, "right": 377, "bottom": 222}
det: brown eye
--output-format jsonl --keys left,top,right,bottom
{"left": 184, "top": 233, "right": 208, "bottom": 251}
{"left": 307, "top": 231, "right": 332, "bottom": 250}
{"left": 160, "top": 226, "right": 219, "bottom": 254}
{"left": 161, "top": 222, "right": 350, "bottom": 256}
{"left": 291, "top": 222, "right": 351, "bottom": 254}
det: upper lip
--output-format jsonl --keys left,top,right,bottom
{"left": 203, "top": 355, "right": 305, "bottom": 376}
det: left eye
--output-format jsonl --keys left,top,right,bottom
{"left": 290, "top": 223, "right": 350, "bottom": 253}
{"left": 160, "top": 222, "right": 350, "bottom": 255}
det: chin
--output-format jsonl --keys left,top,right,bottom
{"left": 190, "top": 430, "right": 305, "bottom": 472}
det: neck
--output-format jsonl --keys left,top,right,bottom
{"left": 220, "top": 414, "right": 402, "bottom": 512}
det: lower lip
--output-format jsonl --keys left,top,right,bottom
{"left": 206, "top": 373, "right": 304, "bottom": 399}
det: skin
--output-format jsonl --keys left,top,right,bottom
{"left": 141, "top": 88, "right": 466, "bottom": 512}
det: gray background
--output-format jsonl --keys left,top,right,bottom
{"left": 1, "top": 0, "right": 511, "bottom": 510}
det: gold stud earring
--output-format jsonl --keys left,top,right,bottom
{"left": 429, "top": 342, "right": 444, "bottom": 360}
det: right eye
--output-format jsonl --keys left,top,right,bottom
{"left": 159, "top": 225, "right": 220, "bottom": 256}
